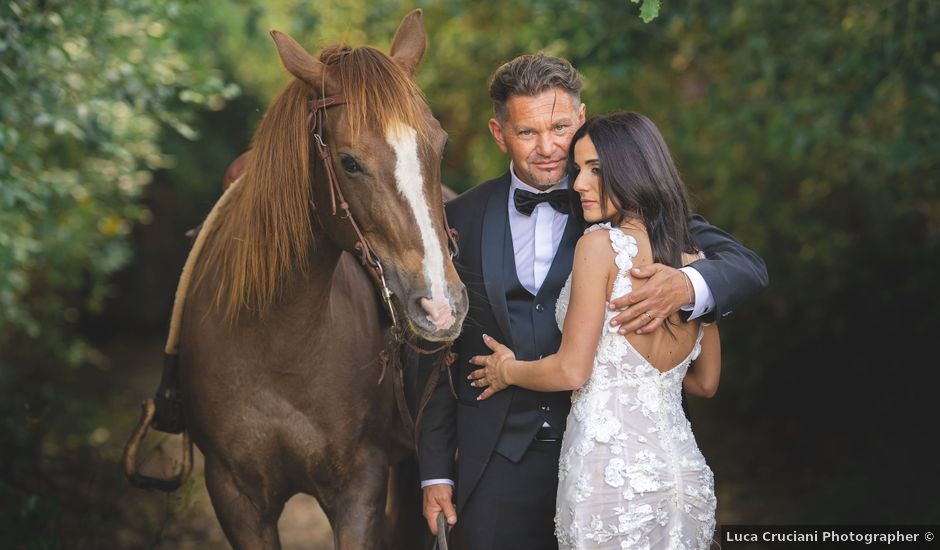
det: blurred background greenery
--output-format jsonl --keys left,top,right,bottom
{"left": 2, "top": 0, "right": 938, "bottom": 547}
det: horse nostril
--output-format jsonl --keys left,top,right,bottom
{"left": 419, "top": 296, "right": 455, "bottom": 332}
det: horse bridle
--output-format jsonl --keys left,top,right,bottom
{"left": 307, "top": 94, "right": 460, "bottom": 335}
{"left": 310, "top": 96, "right": 456, "bottom": 550}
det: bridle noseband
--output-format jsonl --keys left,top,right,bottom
{"left": 306, "top": 94, "right": 460, "bottom": 335}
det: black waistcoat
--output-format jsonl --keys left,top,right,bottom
{"left": 493, "top": 220, "right": 573, "bottom": 462}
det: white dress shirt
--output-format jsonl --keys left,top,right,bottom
{"left": 420, "top": 166, "right": 714, "bottom": 488}
{"left": 679, "top": 266, "right": 714, "bottom": 318}
{"left": 507, "top": 164, "right": 571, "bottom": 295}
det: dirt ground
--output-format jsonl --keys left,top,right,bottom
{"left": 136, "top": 452, "right": 334, "bottom": 549}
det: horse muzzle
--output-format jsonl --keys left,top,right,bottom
{"left": 400, "top": 283, "right": 467, "bottom": 342}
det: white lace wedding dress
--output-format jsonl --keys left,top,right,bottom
{"left": 553, "top": 224, "right": 716, "bottom": 549}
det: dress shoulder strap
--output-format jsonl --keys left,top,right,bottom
{"left": 582, "top": 223, "right": 607, "bottom": 235}
{"left": 606, "top": 225, "right": 639, "bottom": 276}
{"left": 583, "top": 223, "right": 639, "bottom": 271}
{"left": 584, "top": 223, "right": 639, "bottom": 302}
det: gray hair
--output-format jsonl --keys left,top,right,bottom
{"left": 489, "top": 53, "right": 584, "bottom": 122}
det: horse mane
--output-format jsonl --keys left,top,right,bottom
{"left": 194, "top": 44, "right": 431, "bottom": 321}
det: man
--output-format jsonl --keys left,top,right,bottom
{"left": 419, "top": 53, "right": 767, "bottom": 549}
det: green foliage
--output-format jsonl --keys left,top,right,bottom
{"left": 0, "top": 0, "right": 237, "bottom": 545}
{"left": 0, "top": 0, "right": 237, "bottom": 359}
{"left": 634, "top": 0, "right": 661, "bottom": 23}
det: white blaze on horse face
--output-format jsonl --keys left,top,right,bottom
{"left": 385, "top": 123, "right": 455, "bottom": 332}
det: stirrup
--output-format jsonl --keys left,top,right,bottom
{"left": 123, "top": 398, "right": 193, "bottom": 491}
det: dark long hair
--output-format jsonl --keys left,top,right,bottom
{"left": 568, "top": 112, "right": 697, "bottom": 269}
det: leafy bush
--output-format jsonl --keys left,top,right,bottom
{"left": 0, "top": 0, "right": 236, "bottom": 544}
{"left": 0, "top": 0, "right": 237, "bottom": 358}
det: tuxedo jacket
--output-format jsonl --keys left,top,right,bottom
{"left": 418, "top": 172, "right": 768, "bottom": 512}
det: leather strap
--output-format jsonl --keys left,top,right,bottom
{"left": 307, "top": 94, "right": 400, "bottom": 328}
{"left": 435, "top": 513, "right": 449, "bottom": 550}
{"left": 413, "top": 348, "right": 457, "bottom": 451}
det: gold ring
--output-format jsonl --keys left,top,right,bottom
{"left": 644, "top": 311, "right": 653, "bottom": 321}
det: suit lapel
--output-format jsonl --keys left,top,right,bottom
{"left": 536, "top": 213, "right": 584, "bottom": 298}
{"left": 480, "top": 173, "right": 514, "bottom": 349}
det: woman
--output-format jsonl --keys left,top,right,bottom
{"left": 469, "top": 112, "right": 720, "bottom": 549}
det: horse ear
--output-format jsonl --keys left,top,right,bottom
{"left": 270, "top": 30, "right": 326, "bottom": 88}
{"left": 390, "top": 9, "right": 427, "bottom": 76}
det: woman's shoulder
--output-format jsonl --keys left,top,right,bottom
{"left": 578, "top": 221, "right": 654, "bottom": 264}
{"left": 575, "top": 225, "right": 619, "bottom": 259}
{"left": 571, "top": 227, "right": 617, "bottom": 287}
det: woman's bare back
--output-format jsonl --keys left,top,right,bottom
{"left": 609, "top": 222, "right": 702, "bottom": 373}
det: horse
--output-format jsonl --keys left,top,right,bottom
{"left": 126, "top": 10, "right": 467, "bottom": 549}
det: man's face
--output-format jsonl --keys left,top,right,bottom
{"left": 488, "top": 88, "right": 586, "bottom": 190}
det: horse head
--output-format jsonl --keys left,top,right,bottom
{"left": 267, "top": 11, "right": 467, "bottom": 342}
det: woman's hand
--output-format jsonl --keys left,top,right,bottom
{"left": 468, "top": 334, "right": 516, "bottom": 400}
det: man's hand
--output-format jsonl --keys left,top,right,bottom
{"left": 423, "top": 483, "right": 457, "bottom": 535}
{"left": 608, "top": 264, "right": 693, "bottom": 334}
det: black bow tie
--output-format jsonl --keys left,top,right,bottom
{"left": 513, "top": 188, "right": 573, "bottom": 216}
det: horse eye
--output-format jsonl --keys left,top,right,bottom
{"left": 340, "top": 154, "right": 362, "bottom": 174}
